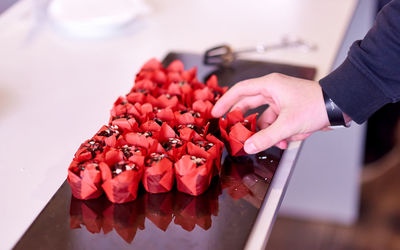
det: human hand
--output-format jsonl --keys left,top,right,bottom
{"left": 211, "top": 73, "right": 331, "bottom": 154}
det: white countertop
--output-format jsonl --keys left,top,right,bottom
{"left": 0, "top": 0, "right": 357, "bottom": 249}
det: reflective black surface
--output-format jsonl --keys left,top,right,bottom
{"left": 14, "top": 53, "right": 315, "bottom": 250}
{"left": 14, "top": 151, "right": 282, "bottom": 250}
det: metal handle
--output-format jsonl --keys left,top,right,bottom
{"left": 204, "top": 36, "right": 318, "bottom": 67}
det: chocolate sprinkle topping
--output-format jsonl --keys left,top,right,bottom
{"left": 178, "top": 109, "right": 200, "bottom": 118}
{"left": 177, "top": 124, "right": 204, "bottom": 135}
{"left": 240, "top": 119, "right": 251, "bottom": 129}
{"left": 196, "top": 141, "right": 214, "bottom": 151}
{"left": 97, "top": 129, "right": 113, "bottom": 137}
{"left": 84, "top": 140, "right": 105, "bottom": 158}
{"left": 162, "top": 138, "right": 183, "bottom": 151}
{"left": 97, "top": 125, "right": 119, "bottom": 138}
{"left": 112, "top": 161, "right": 136, "bottom": 178}
{"left": 190, "top": 156, "right": 206, "bottom": 166}
{"left": 138, "top": 131, "right": 153, "bottom": 137}
{"left": 121, "top": 145, "right": 134, "bottom": 159}
{"left": 110, "top": 125, "right": 119, "bottom": 130}
{"left": 153, "top": 118, "right": 163, "bottom": 126}
{"left": 146, "top": 153, "right": 168, "bottom": 166}
{"left": 75, "top": 161, "right": 99, "bottom": 175}
{"left": 112, "top": 113, "right": 135, "bottom": 121}
{"left": 137, "top": 89, "right": 148, "bottom": 93}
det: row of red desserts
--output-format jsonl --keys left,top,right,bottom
{"left": 67, "top": 58, "right": 258, "bottom": 204}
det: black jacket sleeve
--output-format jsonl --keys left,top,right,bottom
{"left": 319, "top": 0, "right": 400, "bottom": 124}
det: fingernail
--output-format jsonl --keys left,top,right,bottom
{"left": 244, "top": 141, "right": 257, "bottom": 154}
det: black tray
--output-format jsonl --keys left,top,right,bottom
{"left": 13, "top": 52, "right": 316, "bottom": 250}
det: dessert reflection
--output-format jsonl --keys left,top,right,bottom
{"left": 70, "top": 195, "right": 145, "bottom": 243}
{"left": 69, "top": 151, "right": 278, "bottom": 243}
{"left": 221, "top": 151, "right": 278, "bottom": 208}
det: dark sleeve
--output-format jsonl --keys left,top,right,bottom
{"left": 319, "top": 0, "right": 400, "bottom": 124}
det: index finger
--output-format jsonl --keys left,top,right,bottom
{"left": 211, "top": 77, "right": 268, "bottom": 117}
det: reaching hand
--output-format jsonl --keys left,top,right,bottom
{"left": 211, "top": 73, "right": 331, "bottom": 154}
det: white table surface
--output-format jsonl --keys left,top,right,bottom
{"left": 0, "top": 0, "right": 357, "bottom": 249}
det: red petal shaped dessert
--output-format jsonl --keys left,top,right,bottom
{"left": 100, "top": 157, "right": 144, "bottom": 204}
{"left": 206, "top": 75, "right": 228, "bottom": 102}
{"left": 68, "top": 160, "right": 103, "bottom": 200}
{"left": 74, "top": 138, "right": 106, "bottom": 162}
{"left": 142, "top": 153, "right": 174, "bottom": 193}
{"left": 219, "top": 109, "right": 258, "bottom": 156}
{"left": 174, "top": 154, "right": 213, "bottom": 196}
{"left": 140, "top": 58, "right": 163, "bottom": 72}
{"left": 94, "top": 125, "right": 126, "bottom": 147}
{"left": 166, "top": 59, "right": 184, "bottom": 73}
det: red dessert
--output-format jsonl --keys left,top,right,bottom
{"left": 219, "top": 109, "right": 258, "bottom": 156}
{"left": 142, "top": 152, "right": 174, "bottom": 193}
{"left": 68, "top": 58, "right": 236, "bottom": 203}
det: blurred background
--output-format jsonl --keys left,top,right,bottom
{"left": 0, "top": 0, "right": 399, "bottom": 249}
{"left": 270, "top": 1, "right": 400, "bottom": 248}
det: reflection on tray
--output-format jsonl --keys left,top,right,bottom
{"left": 70, "top": 195, "right": 145, "bottom": 243}
{"left": 69, "top": 152, "right": 278, "bottom": 243}
{"left": 221, "top": 151, "right": 279, "bottom": 208}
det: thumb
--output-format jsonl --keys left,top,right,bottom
{"left": 244, "top": 115, "right": 294, "bottom": 154}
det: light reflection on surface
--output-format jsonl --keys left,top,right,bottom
{"left": 69, "top": 151, "right": 278, "bottom": 244}
{"left": 69, "top": 180, "right": 221, "bottom": 243}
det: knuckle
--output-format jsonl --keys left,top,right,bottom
{"left": 267, "top": 72, "right": 285, "bottom": 82}
{"left": 236, "top": 80, "right": 250, "bottom": 88}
